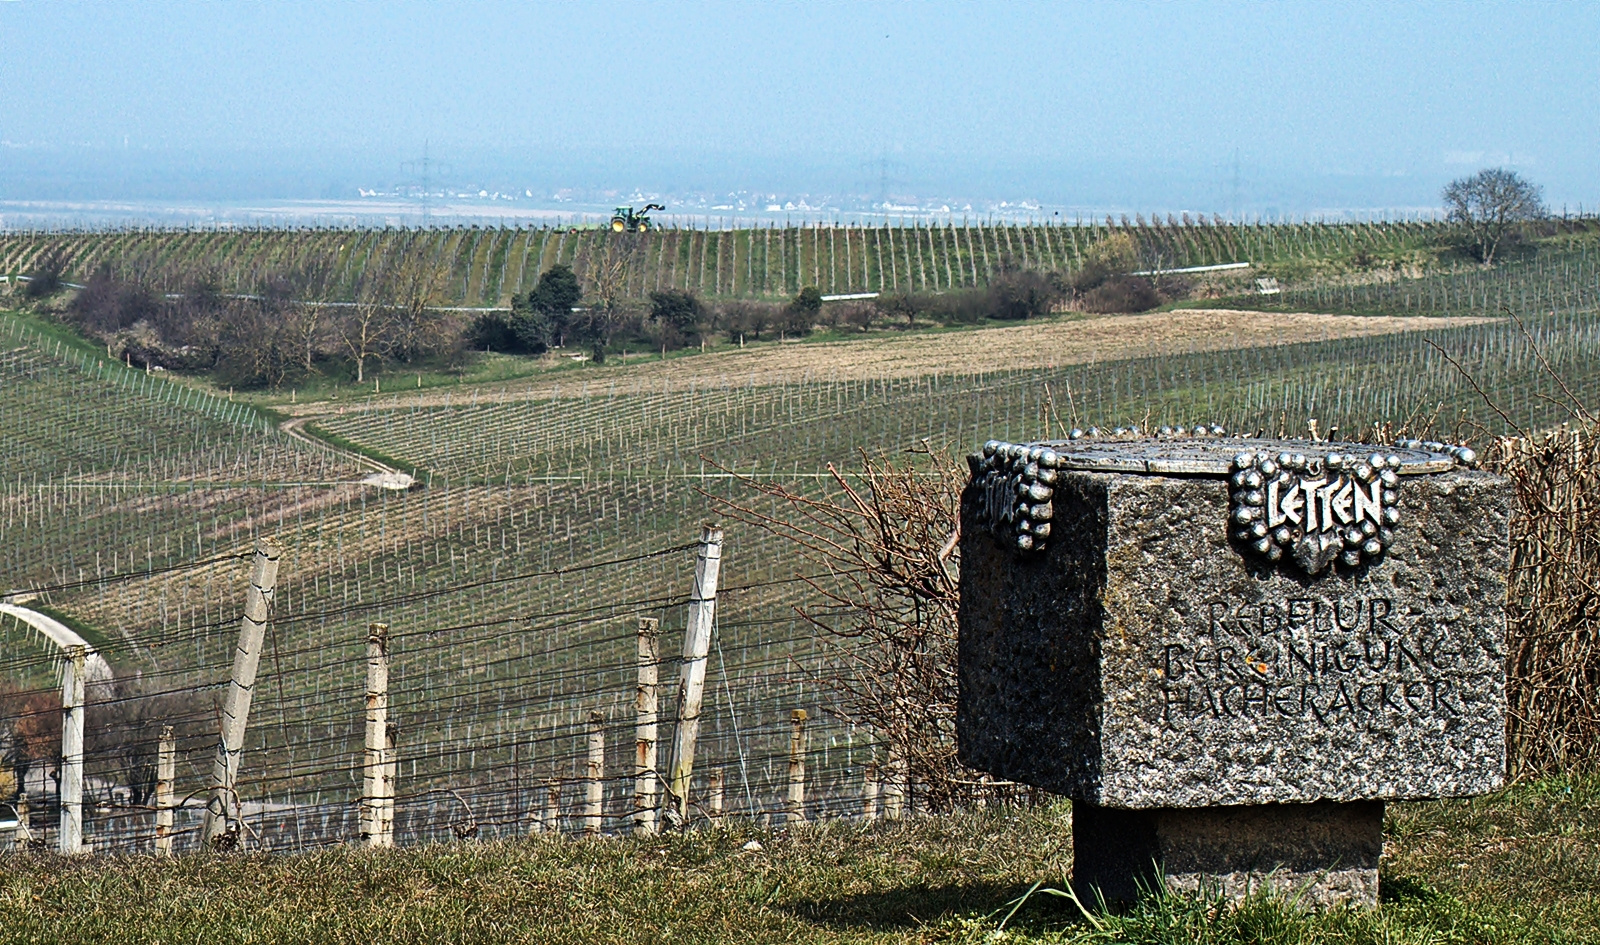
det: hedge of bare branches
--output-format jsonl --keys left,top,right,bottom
{"left": 1493, "top": 427, "right": 1600, "bottom": 777}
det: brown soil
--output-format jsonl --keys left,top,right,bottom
{"left": 287, "top": 310, "right": 1496, "bottom": 415}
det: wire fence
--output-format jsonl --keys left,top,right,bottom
{"left": 0, "top": 529, "right": 893, "bottom": 855}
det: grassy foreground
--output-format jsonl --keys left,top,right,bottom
{"left": 0, "top": 780, "right": 1595, "bottom": 945}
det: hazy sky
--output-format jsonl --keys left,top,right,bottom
{"left": 2, "top": 1, "right": 1597, "bottom": 213}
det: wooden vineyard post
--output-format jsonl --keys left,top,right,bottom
{"left": 59, "top": 644, "right": 86, "bottom": 854}
{"left": 202, "top": 538, "right": 282, "bottom": 847}
{"left": 862, "top": 763, "right": 880, "bottom": 822}
{"left": 668, "top": 526, "right": 723, "bottom": 824}
{"left": 707, "top": 770, "right": 724, "bottom": 820}
{"left": 155, "top": 725, "right": 175, "bottom": 856}
{"left": 584, "top": 712, "right": 605, "bottom": 837}
{"left": 787, "top": 710, "right": 808, "bottom": 825}
{"left": 633, "top": 617, "right": 660, "bottom": 836}
{"left": 361, "top": 623, "right": 394, "bottom": 849}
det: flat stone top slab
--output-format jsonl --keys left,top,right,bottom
{"left": 1033, "top": 437, "right": 1462, "bottom": 476}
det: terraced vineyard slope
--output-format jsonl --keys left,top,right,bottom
{"left": 2, "top": 227, "right": 1599, "bottom": 854}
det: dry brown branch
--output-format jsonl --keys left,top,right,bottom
{"left": 1428, "top": 334, "right": 1600, "bottom": 776}
{"left": 1493, "top": 427, "right": 1600, "bottom": 776}
{"left": 1425, "top": 338, "right": 1529, "bottom": 439}
{"left": 1504, "top": 306, "right": 1597, "bottom": 426}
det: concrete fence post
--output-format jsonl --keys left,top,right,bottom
{"left": 883, "top": 749, "right": 905, "bottom": 821}
{"left": 633, "top": 617, "right": 660, "bottom": 836}
{"left": 384, "top": 722, "right": 397, "bottom": 844}
{"left": 543, "top": 781, "right": 561, "bottom": 838}
{"left": 59, "top": 644, "right": 86, "bottom": 854}
{"left": 155, "top": 725, "right": 175, "bottom": 856}
{"left": 202, "top": 538, "right": 282, "bottom": 847}
{"left": 862, "top": 763, "right": 880, "bottom": 822}
{"left": 584, "top": 711, "right": 605, "bottom": 837}
{"left": 708, "top": 770, "right": 724, "bottom": 820}
{"left": 787, "top": 710, "right": 808, "bottom": 824}
{"left": 361, "top": 623, "right": 394, "bottom": 849}
{"left": 527, "top": 779, "right": 545, "bottom": 837}
{"left": 12, "top": 794, "right": 29, "bottom": 850}
{"left": 668, "top": 526, "right": 722, "bottom": 823}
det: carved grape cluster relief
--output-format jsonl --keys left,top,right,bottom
{"left": 1229, "top": 449, "right": 1401, "bottom": 573}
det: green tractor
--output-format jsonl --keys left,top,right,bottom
{"left": 610, "top": 203, "right": 665, "bottom": 232}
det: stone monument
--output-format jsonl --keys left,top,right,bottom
{"left": 957, "top": 431, "right": 1509, "bottom": 906}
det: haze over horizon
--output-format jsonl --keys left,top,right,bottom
{"left": 3, "top": 1, "right": 1596, "bottom": 225}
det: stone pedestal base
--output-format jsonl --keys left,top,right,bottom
{"left": 1072, "top": 800, "right": 1382, "bottom": 908}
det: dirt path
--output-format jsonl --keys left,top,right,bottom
{"left": 279, "top": 416, "right": 414, "bottom": 489}
{"left": 285, "top": 309, "right": 1496, "bottom": 415}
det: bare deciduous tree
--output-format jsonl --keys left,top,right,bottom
{"left": 575, "top": 236, "right": 645, "bottom": 362}
{"left": 1442, "top": 168, "right": 1545, "bottom": 266}
{"left": 284, "top": 302, "right": 327, "bottom": 375}
{"left": 266, "top": 259, "right": 334, "bottom": 375}
{"left": 341, "top": 264, "right": 397, "bottom": 384}
{"left": 384, "top": 251, "right": 453, "bottom": 364}
{"left": 340, "top": 302, "right": 387, "bottom": 384}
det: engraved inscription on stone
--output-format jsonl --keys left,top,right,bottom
{"left": 1154, "top": 596, "right": 1485, "bottom": 731}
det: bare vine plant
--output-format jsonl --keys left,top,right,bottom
{"left": 708, "top": 444, "right": 1025, "bottom": 812}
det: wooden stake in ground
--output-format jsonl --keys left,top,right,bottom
{"left": 633, "top": 617, "right": 660, "bottom": 836}
{"left": 668, "top": 525, "right": 723, "bottom": 823}
{"left": 201, "top": 538, "right": 283, "bottom": 847}
{"left": 584, "top": 711, "right": 605, "bottom": 837}
{"left": 59, "top": 645, "right": 86, "bottom": 854}
{"left": 361, "top": 623, "right": 394, "bottom": 849}
{"left": 155, "top": 725, "right": 175, "bottom": 856}
{"left": 787, "top": 709, "right": 808, "bottom": 824}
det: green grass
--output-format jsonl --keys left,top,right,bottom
{"left": 1, "top": 782, "right": 1596, "bottom": 944}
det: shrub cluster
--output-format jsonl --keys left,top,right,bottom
{"left": 470, "top": 275, "right": 813, "bottom": 357}
{"left": 59, "top": 261, "right": 469, "bottom": 389}
{"left": 1494, "top": 425, "right": 1600, "bottom": 777}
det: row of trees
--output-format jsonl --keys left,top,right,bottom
{"left": 64, "top": 252, "right": 468, "bottom": 388}
{"left": 54, "top": 245, "right": 1165, "bottom": 389}
{"left": 464, "top": 236, "right": 1168, "bottom": 361}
